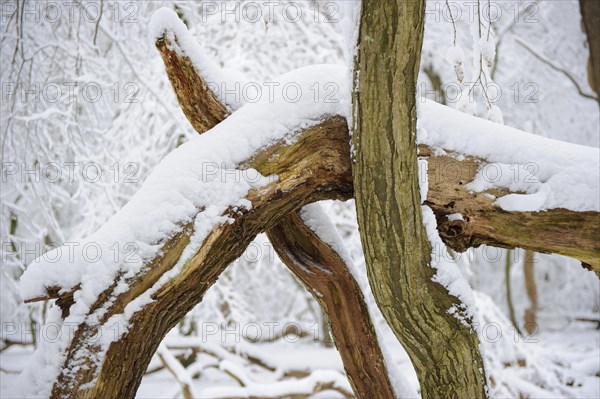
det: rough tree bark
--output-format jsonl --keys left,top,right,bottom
{"left": 351, "top": 1, "right": 488, "bottom": 398}
{"left": 155, "top": 30, "right": 395, "bottom": 398}
{"left": 420, "top": 147, "right": 600, "bottom": 271}
{"left": 27, "top": 5, "right": 600, "bottom": 398}
{"left": 267, "top": 213, "right": 395, "bottom": 398}
{"left": 580, "top": 0, "right": 600, "bottom": 95}
{"left": 49, "top": 116, "right": 353, "bottom": 398}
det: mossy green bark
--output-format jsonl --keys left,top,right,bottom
{"left": 352, "top": 1, "right": 488, "bottom": 397}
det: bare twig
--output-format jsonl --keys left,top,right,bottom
{"left": 515, "top": 38, "right": 598, "bottom": 101}
{"left": 445, "top": 0, "right": 457, "bottom": 46}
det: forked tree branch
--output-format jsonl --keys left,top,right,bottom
{"left": 155, "top": 31, "right": 396, "bottom": 398}
{"left": 27, "top": 10, "right": 600, "bottom": 399}
{"left": 50, "top": 115, "right": 353, "bottom": 398}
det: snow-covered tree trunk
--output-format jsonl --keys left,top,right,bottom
{"left": 351, "top": 1, "right": 488, "bottom": 397}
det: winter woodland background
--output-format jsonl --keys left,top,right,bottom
{"left": 1, "top": 0, "right": 599, "bottom": 397}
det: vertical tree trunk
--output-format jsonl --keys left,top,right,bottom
{"left": 580, "top": 0, "right": 600, "bottom": 95}
{"left": 505, "top": 250, "right": 523, "bottom": 336}
{"left": 523, "top": 251, "right": 538, "bottom": 335}
{"left": 352, "top": 1, "right": 488, "bottom": 397}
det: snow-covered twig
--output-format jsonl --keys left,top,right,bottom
{"left": 156, "top": 343, "right": 198, "bottom": 399}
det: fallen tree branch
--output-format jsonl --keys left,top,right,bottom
{"left": 20, "top": 8, "right": 599, "bottom": 399}
{"left": 420, "top": 146, "right": 600, "bottom": 273}
{"left": 47, "top": 115, "right": 352, "bottom": 398}
{"left": 25, "top": 76, "right": 598, "bottom": 399}
{"left": 155, "top": 17, "right": 396, "bottom": 399}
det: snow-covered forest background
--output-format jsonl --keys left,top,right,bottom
{"left": 1, "top": 0, "right": 598, "bottom": 397}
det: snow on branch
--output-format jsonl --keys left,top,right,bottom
{"left": 20, "top": 65, "right": 350, "bottom": 303}
{"left": 419, "top": 99, "right": 599, "bottom": 213}
{"left": 15, "top": 65, "right": 352, "bottom": 398}
{"left": 156, "top": 343, "right": 198, "bottom": 399}
{"left": 150, "top": 7, "right": 249, "bottom": 112}
{"left": 152, "top": 25, "right": 404, "bottom": 396}
{"left": 199, "top": 368, "right": 353, "bottom": 399}
{"left": 15, "top": 17, "right": 599, "bottom": 394}
{"left": 418, "top": 100, "right": 599, "bottom": 272}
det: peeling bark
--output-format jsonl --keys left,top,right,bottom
{"left": 38, "top": 9, "right": 600, "bottom": 398}
{"left": 420, "top": 146, "right": 600, "bottom": 275}
{"left": 155, "top": 36, "right": 229, "bottom": 132}
{"left": 156, "top": 29, "right": 396, "bottom": 398}
{"left": 51, "top": 116, "right": 352, "bottom": 398}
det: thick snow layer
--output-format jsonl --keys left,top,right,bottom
{"left": 16, "top": 64, "right": 350, "bottom": 397}
{"left": 18, "top": 67, "right": 597, "bottom": 396}
{"left": 418, "top": 99, "right": 600, "bottom": 212}
{"left": 21, "top": 64, "right": 349, "bottom": 302}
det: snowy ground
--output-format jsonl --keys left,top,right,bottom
{"left": 1, "top": 316, "right": 598, "bottom": 398}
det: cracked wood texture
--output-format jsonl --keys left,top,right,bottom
{"left": 51, "top": 116, "right": 352, "bottom": 398}
{"left": 42, "top": 8, "right": 600, "bottom": 398}
{"left": 351, "top": 1, "right": 488, "bottom": 398}
{"left": 156, "top": 29, "right": 395, "bottom": 398}
{"left": 156, "top": 37, "right": 229, "bottom": 131}
{"left": 420, "top": 146, "right": 600, "bottom": 275}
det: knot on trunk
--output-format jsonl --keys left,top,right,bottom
{"left": 439, "top": 219, "right": 466, "bottom": 238}
{"left": 438, "top": 219, "right": 471, "bottom": 252}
